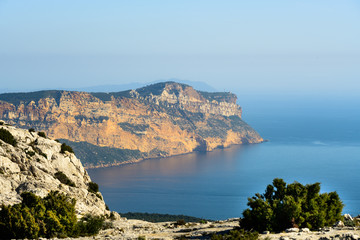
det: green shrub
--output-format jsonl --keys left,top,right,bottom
{"left": 60, "top": 143, "right": 74, "bottom": 154}
{"left": 176, "top": 219, "right": 186, "bottom": 226}
{"left": 0, "top": 128, "right": 17, "bottom": 147}
{"left": 74, "top": 214, "right": 104, "bottom": 237}
{"left": 0, "top": 191, "right": 77, "bottom": 239}
{"left": 55, "top": 171, "right": 76, "bottom": 187}
{"left": 0, "top": 191, "right": 106, "bottom": 238}
{"left": 242, "top": 178, "right": 344, "bottom": 232}
{"left": 38, "top": 132, "right": 46, "bottom": 138}
{"left": 211, "top": 229, "right": 258, "bottom": 240}
{"left": 88, "top": 182, "right": 99, "bottom": 193}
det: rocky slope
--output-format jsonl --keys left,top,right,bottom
{"left": 0, "top": 82, "right": 263, "bottom": 167}
{"left": 54, "top": 218, "right": 360, "bottom": 240}
{"left": 0, "top": 122, "right": 108, "bottom": 216}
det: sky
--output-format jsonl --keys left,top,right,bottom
{"left": 0, "top": 0, "right": 360, "bottom": 99}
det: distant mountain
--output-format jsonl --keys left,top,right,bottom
{"left": 0, "top": 81, "right": 262, "bottom": 168}
{"left": 0, "top": 79, "right": 216, "bottom": 94}
{"left": 70, "top": 79, "right": 217, "bottom": 93}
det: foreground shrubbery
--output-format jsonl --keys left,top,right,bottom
{"left": 242, "top": 178, "right": 343, "bottom": 232}
{"left": 0, "top": 191, "right": 104, "bottom": 239}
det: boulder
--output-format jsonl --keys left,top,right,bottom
{"left": 286, "top": 228, "right": 299, "bottom": 233}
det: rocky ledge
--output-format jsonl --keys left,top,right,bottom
{"left": 0, "top": 121, "right": 108, "bottom": 216}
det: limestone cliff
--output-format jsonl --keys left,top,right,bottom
{"left": 0, "top": 122, "right": 108, "bottom": 216}
{"left": 0, "top": 82, "right": 263, "bottom": 167}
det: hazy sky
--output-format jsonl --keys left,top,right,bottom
{"left": 1, "top": 0, "right": 359, "bottom": 97}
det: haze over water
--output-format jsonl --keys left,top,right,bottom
{"left": 88, "top": 97, "right": 360, "bottom": 220}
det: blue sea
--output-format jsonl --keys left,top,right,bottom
{"left": 88, "top": 96, "right": 360, "bottom": 220}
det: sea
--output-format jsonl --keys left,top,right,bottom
{"left": 88, "top": 95, "right": 360, "bottom": 220}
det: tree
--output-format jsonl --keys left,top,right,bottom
{"left": 242, "top": 178, "right": 343, "bottom": 232}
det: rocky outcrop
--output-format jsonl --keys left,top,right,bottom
{"left": 0, "top": 122, "right": 108, "bottom": 216}
{"left": 0, "top": 82, "right": 263, "bottom": 167}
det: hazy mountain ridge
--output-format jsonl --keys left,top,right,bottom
{"left": 0, "top": 81, "right": 262, "bottom": 168}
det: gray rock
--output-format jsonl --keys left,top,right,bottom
{"left": 286, "top": 228, "right": 299, "bottom": 233}
{"left": 280, "top": 237, "right": 290, "bottom": 240}
{"left": 344, "top": 214, "right": 353, "bottom": 221}
{"left": 334, "top": 221, "right": 345, "bottom": 228}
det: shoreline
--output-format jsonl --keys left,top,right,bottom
{"left": 84, "top": 140, "right": 266, "bottom": 169}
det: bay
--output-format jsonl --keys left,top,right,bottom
{"left": 88, "top": 97, "right": 360, "bottom": 220}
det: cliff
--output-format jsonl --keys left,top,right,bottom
{"left": 0, "top": 82, "right": 263, "bottom": 167}
{"left": 0, "top": 122, "right": 108, "bottom": 216}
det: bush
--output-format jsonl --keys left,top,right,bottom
{"left": 74, "top": 214, "right": 104, "bottom": 237}
{"left": 176, "top": 219, "right": 186, "bottom": 226}
{"left": 242, "top": 178, "right": 344, "bottom": 232}
{"left": 38, "top": 132, "right": 46, "bottom": 138}
{"left": 0, "top": 191, "right": 77, "bottom": 239}
{"left": 0, "top": 191, "right": 105, "bottom": 239}
{"left": 55, "top": 171, "right": 76, "bottom": 187}
{"left": 60, "top": 143, "right": 74, "bottom": 154}
{"left": 0, "top": 128, "right": 17, "bottom": 147}
{"left": 88, "top": 182, "right": 99, "bottom": 193}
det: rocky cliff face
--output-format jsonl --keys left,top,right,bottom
{"left": 0, "top": 82, "right": 263, "bottom": 167}
{"left": 0, "top": 122, "right": 108, "bottom": 216}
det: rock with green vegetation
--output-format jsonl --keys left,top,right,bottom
{"left": 0, "top": 122, "right": 108, "bottom": 217}
{"left": 242, "top": 178, "right": 344, "bottom": 232}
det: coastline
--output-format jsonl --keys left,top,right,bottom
{"left": 83, "top": 140, "right": 266, "bottom": 169}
